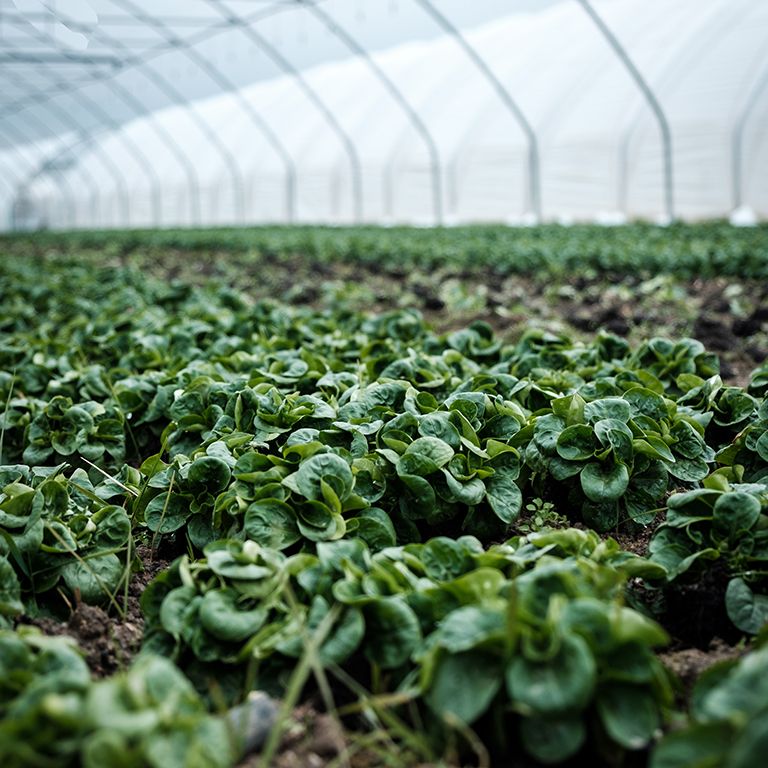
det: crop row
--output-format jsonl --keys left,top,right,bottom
{"left": 3, "top": 221, "right": 768, "bottom": 279}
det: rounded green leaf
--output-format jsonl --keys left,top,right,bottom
{"left": 725, "top": 577, "right": 768, "bottom": 634}
{"left": 145, "top": 492, "right": 190, "bottom": 534}
{"left": 713, "top": 492, "right": 761, "bottom": 534}
{"left": 244, "top": 499, "right": 300, "bottom": 550}
{"left": 425, "top": 650, "right": 502, "bottom": 725}
{"left": 519, "top": 715, "right": 586, "bottom": 764}
{"left": 485, "top": 467, "right": 523, "bottom": 524}
{"left": 584, "top": 397, "right": 631, "bottom": 424}
{"left": 434, "top": 606, "right": 505, "bottom": 652}
{"left": 199, "top": 589, "right": 267, "bottom": 643}
{"left": 363, "top": 597, "right": 421, "bottom": 669}
{"left": 294, "top": 453, "right": 353, "bottom": 502}
{"left": 596, "top": 682, "right": 660, "bottom": 749}
{"left": 650, "top": 722, "right": 732, "bottom": 768}
{"left": 580, "top": 462, "right": 630, "bottom": 503}
{"left": 507, "top": 634, "right": 596, "bottom": 714}
{"left": 160, "top": 586, "right": 198, "bottom": 637}
{"left": 187, "top": 456, "right": 231, "bottom": 493}
{"left": 556, "top": 424, "right": 596, "bottom": 461}
{"left": 62, "top": 553, "right": 124, "bottom": 605}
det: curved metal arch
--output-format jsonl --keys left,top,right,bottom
{"left": 79, "top": 25, "right": 205, "bottom": 225}
{"left": 577, "top": 0, "right": 674, "bottom": 221}
{"left": 732, "top": 57, "right": 768, "bottom": 210}
{"left": 302, "top": 0, "right": 441, "bottom": 224}
{"left": 0, "top": 124, "right": 83, "bottom": 228}
{"left": 19, "top": 96, "right": 129, "bottom": 226}
{"left": 617, "top": 1, "right": 739, "bottom": 215}
{"left": 0, "top": 2, "right": 297, "bottom": 118}
{"left": 2, "top": 18, "right": 152, "bottom": 226}
{"left": 3, "top": 0, "right": 303, "bottom": 223}
{"left": 1, "top": 79, "right": 104, "bottom": 229}
{"left": 39, "top": 12, "right": 206, "bottom": 226}
{"left": 114, "top": 0, "right": 296, "bottom": 223}
{"left": 215, "top": 1, "right": 362, "bottom": 222}
{"left": 414, "top": 0, "right": 540, "bottom": 220}
{"left": 21, "top": 133, "right": 104, "bottom": 227}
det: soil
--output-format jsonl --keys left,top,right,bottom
{"left": 659, "top": 638, "right": 743, "bottom": 704}
{"left": 20, "top": 542, "right": 169, "bottom": 677}
{"left": 136, "top": 252, "right": 768, "bottom": 388}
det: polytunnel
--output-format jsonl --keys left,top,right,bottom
{"left": 1, "top": 0, "right": 767, "bottom": 229}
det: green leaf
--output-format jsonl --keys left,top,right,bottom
{"left": 729, "top": 712, "right": 768, "bottom": 768}
{"left": 712, "top": 492, "right": 761, "bottom": 535}
{"left": 0, "top": 556, "right": 23, "bottom": 617}
{"left": 584, "top": 397, "right": 631, "bottom": 424}
{"left": 144, "top": 492, "right": 190, "bottom": 534}
{"left": 199, "top": 589, "right": 267, "bottom": 643}
{"left": 519, "top": 715, "right": 586, "bottom": 764}
{"left": 633, "top": 436, "right": 675, "bottom": 462}
{"left": 160, "top": 586, "right": 198, "bottom": 637}
{"left": 293, "top": 453, "right": 353, "bottom": 502}
{"left": 507, "top": 634, "right": 596, "bottom": 714}
{"left": 404, "top": 436, "right": 454, "bottom": 468}
{"left": 650, "top": 722, "right": 732, "bottom": 768}
{"left": 186, "top": 456, "right": 231, "bottom": 493}
{"left": 597, "top": 682, "right": 659, "bottom": 749}
{"left": 725, "top": 578, "right": 768, "bottom": 634}
{"left": 61, "top": 553, "right": 124, "bottom": 604}
{"left": 348, "top": 507, "right": 396, "bottom": 552}
{"left": 556, "top": 425, "right": 595, "bottom": 461}
{"left": 434, "top": 606, "right": 505, "bottom": 651}
{"left": 363, "top": 597, "right": 421, "bottom": 668}
{"left": 485, "top": 467, "right": 523, "bottom": 524}
{"left": 580, "top": 462, "right": 630, "bottom": 503}
{"left": 244, "top": 499, "right": 300, "bottom": 550}
{"left": 425, "top": 650, "right": 502, "bottom": 724}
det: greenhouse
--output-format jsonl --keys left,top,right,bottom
{"left": 1, "top": 2, "right": 768, "bottom": 768}
{"left": 2, "top": 0, "right": 768, "bottom": 229}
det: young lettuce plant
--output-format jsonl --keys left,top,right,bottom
{"left": 0, "top": 464, "right": 131, "bottom": 611}
{"left": 141, "top": 531, "right": 672, "bottom": 764}
{"left": 649, "top": 477, "right": 768, "bottom": 635}
{"left": 651, "top": 644, "right": 768, "bottom": 768}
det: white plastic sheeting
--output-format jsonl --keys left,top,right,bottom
{"left": 6, "top": 0, "right": 768, "bottom": 229}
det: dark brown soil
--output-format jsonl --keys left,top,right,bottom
{"left": 659, "top": 638, "right": 743, "bottom": 703}
{"left": 20, "top": 543, "right": 169, "bottom": 677}
{"left": 661, "top": 560, "right": 739, "bottom": 650}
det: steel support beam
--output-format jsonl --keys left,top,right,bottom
{"left": 732, "top": 59, "right": 768, "bottom": 210}
{"left": 3, "top": 19, "right": 160, "bottom": 226}
{"left": 303, "top": 0, "right": 442, "bottom": 223}
{"left": 616, "top": 2, "right": 737, "bottom": 216}
{"left": 61, "top": 20, "right": 205, "bottom": 225}
{"left": 577, "top": 0, "right": 674, "bottom": 221}
{"left": 216, "top": 1, "right": 361, "bottom": 221}
{"left": 415, "top": 0, "right": 540, "bottom": 220}
{"left": 115, "top": 0, "right": 298, "bottom": 222}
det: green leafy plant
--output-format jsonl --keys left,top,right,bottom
{"left": 0, "top": 464, "right": 132, "bottom": 611}
{"left": 0, "top": 627, "right": 234, "bottom": 768}
{"left": 649, "top": 478, "right": 768, "bottom": 634}
{"left": 142, "top": 530, "right": 670, "bottom": 763}
{"left": 651, "top": 644, "right": 768, "bottom": 768}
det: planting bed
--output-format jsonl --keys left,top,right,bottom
{"left": 1, "top": 225, "right": 767, "bottom": 768}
